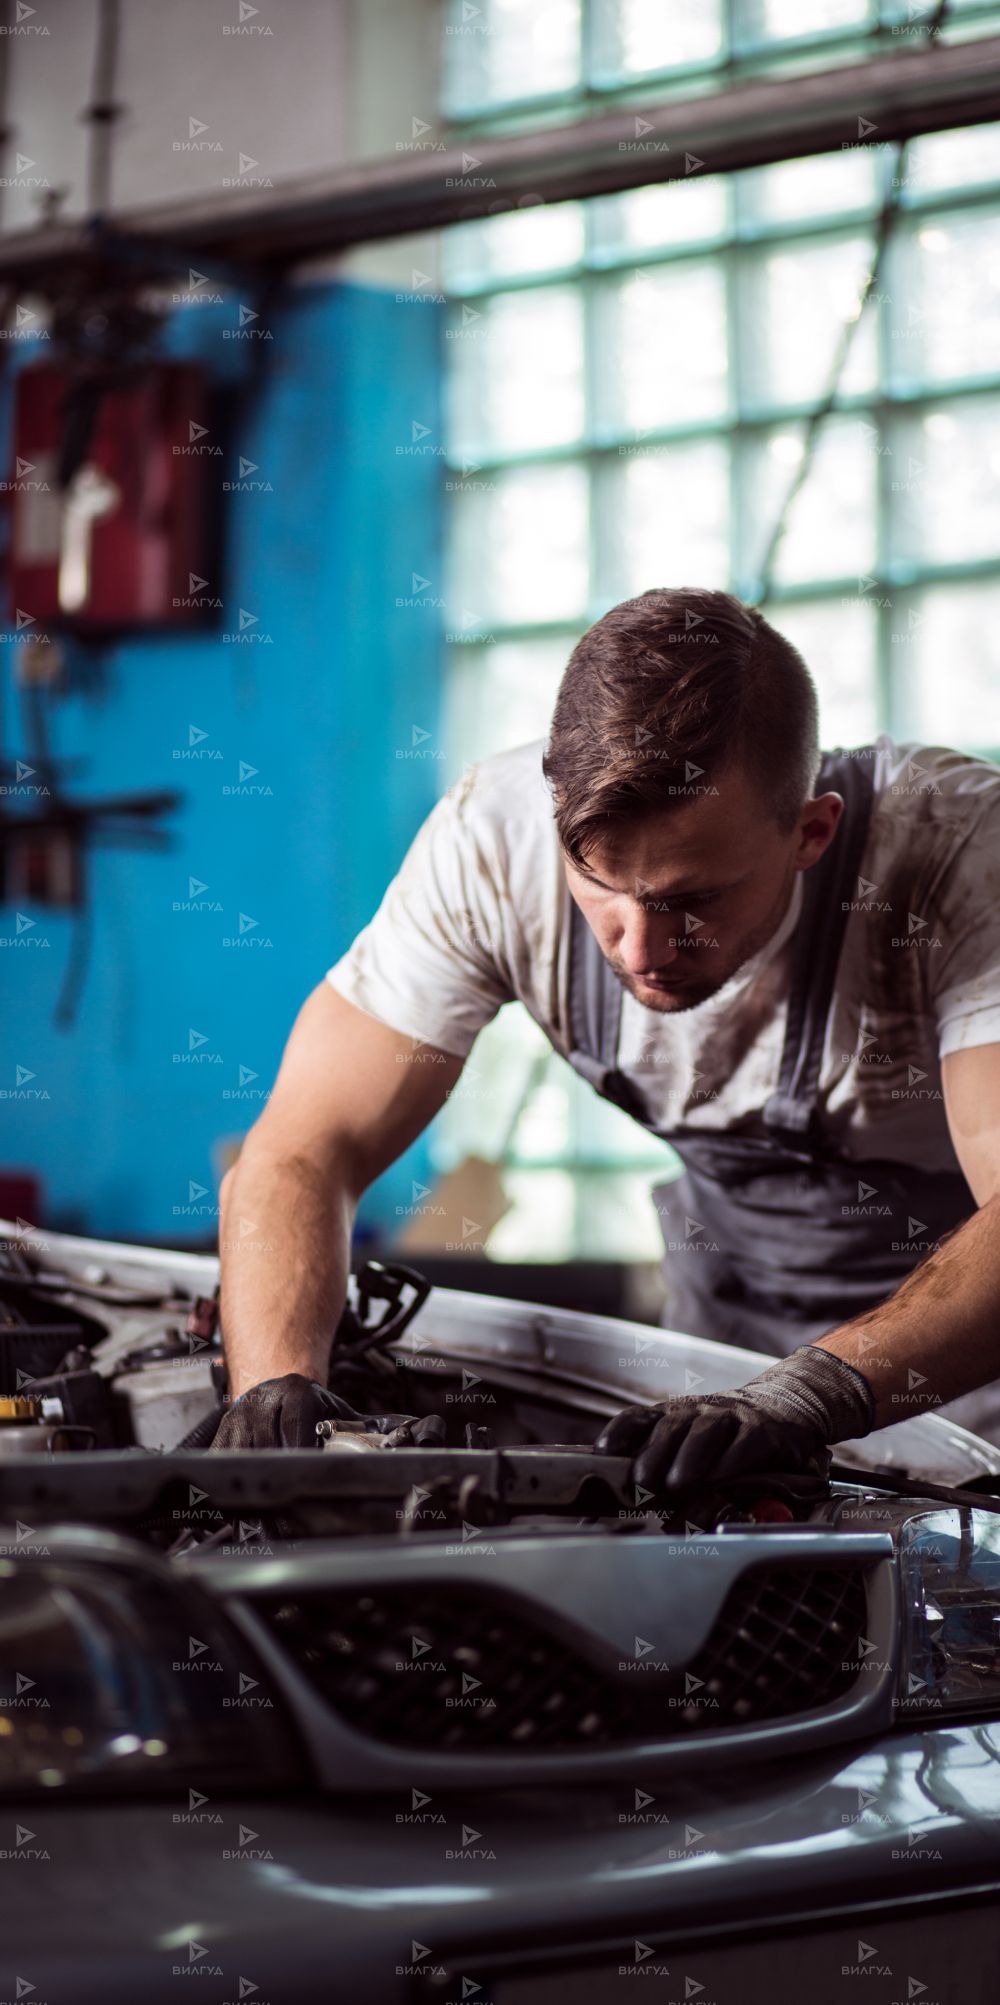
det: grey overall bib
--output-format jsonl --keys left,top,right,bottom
{"left": 566, "top": 747, "right": 977, "bottom": 1357}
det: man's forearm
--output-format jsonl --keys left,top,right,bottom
{"left": 816, "top": 1190, "right": 1000, "bottom": 1427}
{"left": 219, "top": 1144, "right": 357, "bottom": 1398}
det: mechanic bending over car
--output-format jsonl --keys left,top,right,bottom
{"left": 213, "top": 585, "right": 1000, "bottom": 1486}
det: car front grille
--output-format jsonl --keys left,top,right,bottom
{"left": 253, "top": 1562, "right": 869, "bottom": 1751}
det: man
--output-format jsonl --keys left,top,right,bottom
{"left": 213, "top": 587, "right": 1000, "bottom": 1485}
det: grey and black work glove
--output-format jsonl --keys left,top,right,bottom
{"left": 595, "top": 1346, "right": 875, "bottom": 1493}
{"left": 211, "top": 1372, "right": 446, "bottom": 1451}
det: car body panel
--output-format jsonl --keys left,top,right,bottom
{"left": 3, "top": 1222, "right": 1000, "bottom": 2003}
{"left": 4, "top": 1726, "right": 1000, "bottom": 2003}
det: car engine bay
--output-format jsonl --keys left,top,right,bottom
{"left": 0, "top": 1228, "right": 943, "bottom": 1548}
{"left": 2, "top": 1223, "right": 1000, "bottom": 1801}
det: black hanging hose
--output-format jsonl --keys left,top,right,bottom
{"left": 167, "top": 1261, "right": 434, "bottom": 1452}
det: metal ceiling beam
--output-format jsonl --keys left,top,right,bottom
{"left": 2, "top": 31, "right": 999, "bottom": 283}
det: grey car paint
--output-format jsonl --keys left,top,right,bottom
{"left": 2, "top": 1223, "right": 1000, "bottom": 2005}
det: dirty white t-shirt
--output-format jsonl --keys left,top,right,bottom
{"left": 326, "top": 736, "right": 1000, "bottom": 1173}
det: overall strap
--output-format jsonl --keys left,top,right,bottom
{"left": 761, "top": 746, "right": 876, "bottom": 1137}
{"left": 566, "top": 887, "right": 647, "bottom": 1121}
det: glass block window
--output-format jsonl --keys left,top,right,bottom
{"left": 433, "top": 3, "right": 1000, "bottom": 1260}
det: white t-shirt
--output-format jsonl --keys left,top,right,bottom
{"left": 326, "top": 736, "right": 1000, "bottom": 1173}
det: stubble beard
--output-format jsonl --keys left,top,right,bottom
{"left": 606, "top": 869, "right": 797, "bottom": 1015}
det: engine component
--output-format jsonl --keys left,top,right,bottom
{"left": 0, "top": 1234, "right": 108, "bottom": 1394}
{"left": 110, "top": 1355, "right": 217, "bottom": 1451}
{"left": 0, "top": 1393, "right": 66, "bottom": 1457}
{"left": 25, "top": 1366, "right": 116, "bottom": 1450}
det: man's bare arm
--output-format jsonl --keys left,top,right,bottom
{"left": 595, "top": 1041, "right": 1000, "bottom": 1490}
{"left": 815, "top": 1041, "right": 1000, "bottom": 1424}
{"left": 218, "top": 982, "right": 464, "bottom": 1398}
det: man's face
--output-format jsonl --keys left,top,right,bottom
{"left": 563, "top": 764, "right": 842, "bottom": 1013}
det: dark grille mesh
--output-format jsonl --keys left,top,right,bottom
{"left": 252, "top": 1563, "right": 869, "bottom": 1751}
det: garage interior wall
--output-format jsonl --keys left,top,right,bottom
{"left": 0, "top": 0, "right": 447, "bottom": 1241}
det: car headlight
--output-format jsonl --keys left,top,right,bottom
{"left": 899, "top": 1506, "right": 1000, "bottom": 1721}
{"left": 0, "top": 1524, "right": 303, "bottom": 1794}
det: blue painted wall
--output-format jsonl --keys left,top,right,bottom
{"left": 0, "top": 277, "right": 444, "bottom": 1242}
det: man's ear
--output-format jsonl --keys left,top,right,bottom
{"left": 794, "top": 789, "right": 844, "bottom": 870}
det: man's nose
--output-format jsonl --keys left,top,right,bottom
{"left": 618, "top": 903, "right": 681, "bottom": 975}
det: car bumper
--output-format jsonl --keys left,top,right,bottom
{"left": 8, "top": 1724, "right": 1000, "bottom": 2004}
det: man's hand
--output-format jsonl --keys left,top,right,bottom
{"left": 211, "top": 1373, "right": 447, "bottom": 1451}
{"left": 595, "top": 1346, "right": 875, "bottom": 1494}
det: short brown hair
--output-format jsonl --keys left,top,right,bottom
{"left": 542, "top": 587, "right": 820, "bottom": 864}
